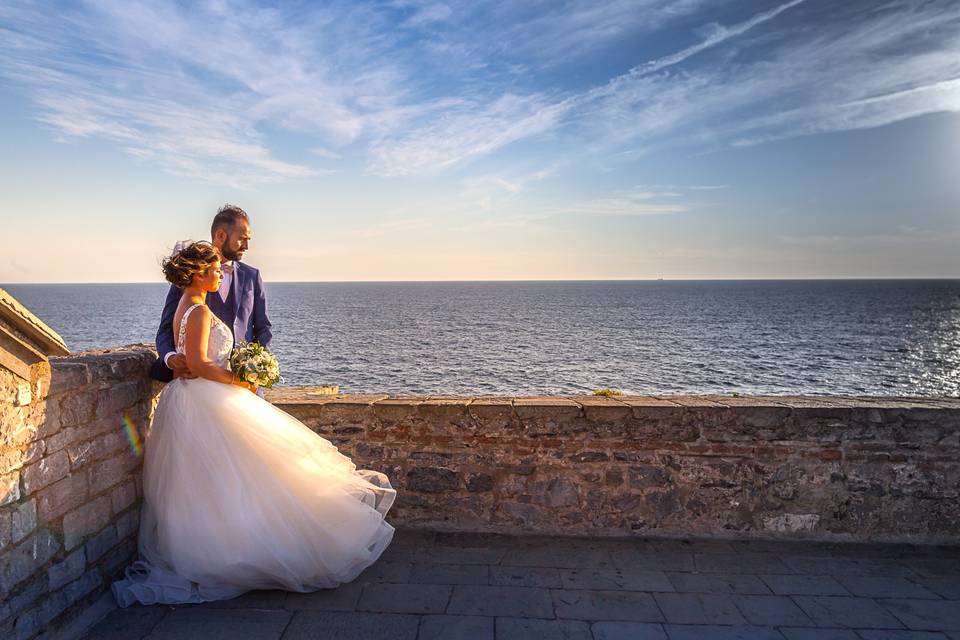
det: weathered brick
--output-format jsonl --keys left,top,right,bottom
{"left": 0, "top": 440, "right": 43, "bottom": 476}
{"left": 0, "top": 508, "right": 10, "bottom": 552}
{"left": 466, "top": 473, "right": 495, "bottom": 492}
{"left": 22, "top": 450, "right": 70, "bottom": 494}
{"left": 37, "top": 471, "right": 89, "bottom": 521}
{"left": 37, "top": 400, "right": 62, "bottom": 440}
{"left": 97, "top": 537, "right": 137, "bottom": 575}
{"left": 85, "top": 524, "right": 118, "bottom": 562}
{"left": 0, "top": 528, "right": 59, "bottom": 593}
{"left": 67, "top": 430, "right": 126, "bottom": 470}
{"left": 95, "top": 381, "right": 142, "bottom": 419}
{"left": 0, "top": 470, "right": 20, "bottom": 507}
{"left": 406, "top": 467, "right": 461, "bottom": 493}
{"left": 44, "top": 416, "right": 118, "bottom": 454}
{"left": 62, "top": 495, "right": 112, "bottom": 550}
{"left": 0, "top": 571, "right": 46, "bottom": 624}
{"left": 110, "top": 480, "right": 137, "bottom": 514}
{"left": 13, "top": 569, "right": 100, "bottom": 640}
{"left": 88, "top": 452, "right": 140, "bottom": 494}
{"left": 10, "top": 498, "right": 36, "bottom": 544}
{"left": 58, "top": 390, "right": 96, "bottom": 427}
{"left": 48, "top": 362, "right": 90, "bottom": 397}
{"left": 47, "top": 547, "right": 86, "bottom": 590}
{"left": 115, "top": 506, "right": 140, "bottom": 540}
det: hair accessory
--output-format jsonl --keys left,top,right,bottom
{"left": 170, "top": 240, "right": 193, "bottom": 257}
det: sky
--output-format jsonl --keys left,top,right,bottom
{"left": 1, "top": 0, "right": 959, "bottom": 283}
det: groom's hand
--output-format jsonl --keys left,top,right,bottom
{"left": 168, "top": 354, "right": 196, "bottom": 379}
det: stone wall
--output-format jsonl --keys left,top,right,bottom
{"left": 267, "top": 389, "right": 960, "bottom": 544}
{"left": 0, "top": 345, "right": 155, "bottom": 640}
{"left": 3, "top": 342, "right": 959, "bottom": 639}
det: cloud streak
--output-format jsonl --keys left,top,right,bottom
{"left": 1, "top": 0, "right": 958, "bottom": 185}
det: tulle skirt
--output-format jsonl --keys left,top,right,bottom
{"left": 111, "top": 377, "right": 395, "bottom": 607}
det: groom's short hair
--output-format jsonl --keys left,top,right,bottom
{"left": 211, "top": 204, "right": 249, "bottom": 237}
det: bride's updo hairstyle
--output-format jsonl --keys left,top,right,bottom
{"left": 162, "top": 241, "right": 220, "bottom": 288}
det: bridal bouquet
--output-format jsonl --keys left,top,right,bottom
{"left": 229, "top": 341, "right": 282, "bottom": 388}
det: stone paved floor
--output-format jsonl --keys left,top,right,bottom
{"left": 81, "top": 530, "right": 960, "bottom": 640}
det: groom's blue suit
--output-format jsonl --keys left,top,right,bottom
{"left": 149, "top": 261, "right": 272, "bottom": 383}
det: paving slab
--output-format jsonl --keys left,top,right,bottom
{"left": 781, "top": 557, "right": 917, "bottom": 578}
{"left": 653, "top": 593, "right": 745, "bottom": 625}
{"left": 559, "top": 568, "right": 673, "bottom": 592}
{"left": 653, "top": 539, "right": 737, "bottom": 554}
{"left": 695, "top": 553, "right": 791, "bottom": 575}
{"left": 356, "top": 560, "right": 412, "bottom": 584}
{"left": 495, "top": 617, "right": 593, "bottom": 640}
{"left": 779, "top": 629, "right": 859, "bottom": 640}
{"left": 855, "top": 631, "right": 954, "bottom": 639}
{"left": 901, "top": 559, "right": 960, "bottom": 579}
{"left": 610, "top": 551, "right": 695, "bottom": 572}
{"left": 878, "top": 598, "right": 960, "bottom": 631}
{"left": 490, "top": 565, "right": 563, "bottom": 588}
{"left": 75, "top": 532, "right": 960, "bottom": 640}
{"left": 759, "top": 574, "right": 850, "bottom": 596}
{"left": 279, "top": 611, "right": 419, "bottom": 640}
{"left": 409, "top": 563, "right": 490, "bottom": 585}
{"left": 418, "top": 614, "right": 494, "bottom": 640}
{"left": 501, "top": 547, "right": 613, "bottom": 569}
{"left": 192, "top": 589, "right": 288, "bottom": 610}
{"left": 356, "top": 582, "right": 451, "bottom": 614}
{"left": 553, "top": 589, "right": 664, "bottom": 622}
{"left": 667, "top": 572, "right": 771, "bottom": 595}
{"left": 835, "top": 576, "right": 940, "bottom": 599}
{"left": 424, "top": 546, "right": 506, "bottom": 565}
{"left": 80, "top": 605, "right": 168, "bottom": 640}
{"left": 662, "top": 624, "right": 785, "bottom": 639}
{"left": 591, "top": 621, "right": 669, "bottom": 640}
{"left": 916, "top": 577, "right": 960, "bottom": 599}
{"left": 791, "top": 596, "right": 905, "bottom": 629}
{"left": 284, "top": 581, "right": 364, "bottom": 611}
{"left": 731, "top": 595, "right": 812, "bottom": 626}
{"left": 144, "top": 608, "right": 291, "bottom": 640}
{"left": 447, "top": 585, "right": 555, "bottom": 618}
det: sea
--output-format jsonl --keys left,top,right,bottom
{"left": 3, "top": 280, "right": 959, "bottom": 397}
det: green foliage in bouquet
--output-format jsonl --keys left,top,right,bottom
{"left": 592, "top": 388, "right": 623, "bottom": 397}
{"left": 229, "top": 341, "right": 282, "bottom": 388}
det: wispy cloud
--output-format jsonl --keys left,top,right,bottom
{"left": 580, "top": 0, "right": 960, "bottom": 153}
{"left": 0, "top": 0, "right": 415, "bottom": 184}
{"left": 621, "top": 0, "right": 808, "bottom": 78}
{"left": 551, "top": 187, "right": 689, "bottom": 216}
{"left": 369, "top": 94, "right": 571, "bottom": 176}
{"left": 1, "top": 0, "right": 958, "bottom": 185}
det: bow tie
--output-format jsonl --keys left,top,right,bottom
{"left": 222, "top": 262, "right": 235, "bottom": 275}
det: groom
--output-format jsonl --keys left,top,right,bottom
{"left": 149, "top": 204, "right": 273, "bottom": 383}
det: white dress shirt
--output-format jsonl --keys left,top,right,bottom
{"left": 218, "top": 261, "right": 234, "bottom": 303}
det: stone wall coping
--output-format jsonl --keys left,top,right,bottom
{"left": 0, "top": 287, "right": 69, "bottom": 357}
{"left": 265, "top": 386, "right": 960, "bottom": 410}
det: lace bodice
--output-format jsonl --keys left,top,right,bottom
{"left": 177, "top": 303, "right": 234, "bottom": 368}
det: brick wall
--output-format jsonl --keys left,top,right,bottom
{"left": 267, "top": 389, "right": 960, "bottom": 544}
{"left": 0, "top": 345, "right": 155, "bottom": 640}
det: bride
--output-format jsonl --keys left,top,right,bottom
{"left": 111, "top": 241, "right": 395, "bottom": 607}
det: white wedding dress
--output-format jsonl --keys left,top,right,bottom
{"left": 111, "top": 304, "right": 395, "bottom": 607}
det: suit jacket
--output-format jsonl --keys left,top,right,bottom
{"left": 149, "top": 261, "right": 272, "bottom": 383}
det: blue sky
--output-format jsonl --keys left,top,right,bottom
{"left": 1, "top": 0, "right": 959, "bottom": 282}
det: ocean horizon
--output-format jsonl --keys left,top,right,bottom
{"left": 4, "top": 279, "right": 959, "bottom": 397}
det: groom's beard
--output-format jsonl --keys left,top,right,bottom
{"left": 221, "top": 247, "right": 242, "bottom": 262}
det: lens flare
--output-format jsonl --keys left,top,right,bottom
{"left": 121, "top": 413, "right": 144, "bottom": 458}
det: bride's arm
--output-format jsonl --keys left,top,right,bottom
{"left": 184, "top": 306, "right": 252, "bottom": 390}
